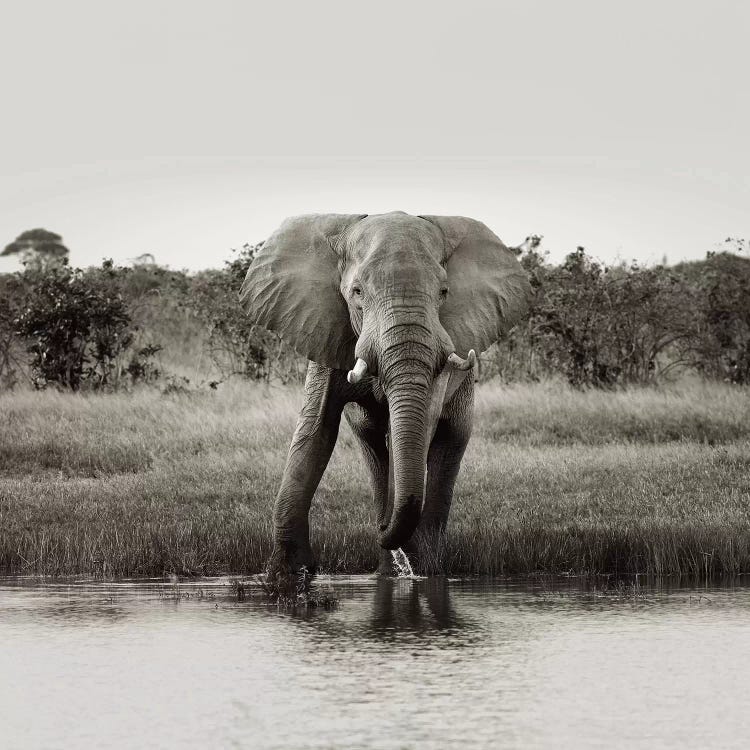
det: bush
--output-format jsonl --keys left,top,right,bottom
{"left": 187, "top": 243, "right": 305, "bottom": 382}
{"left": 488, "top": 246, "right": 712, "bottom": 388}
{"left": 679, "top": 245, "right": 750, "bottom": 384}
{"left": 0, "top": 274, "right": 29, "bottom": 388}
{"left": 14, "top": 260, "right": 152, "bottom": 390}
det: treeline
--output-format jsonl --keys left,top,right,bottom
{"left": 0, "top": 232, "right": 748, "bottom": 391}
{"left": 0, "top": 240, "right": 291, "bottom": 391}
{"left": 488, "top": 239, "right": 750, "bottom": 386}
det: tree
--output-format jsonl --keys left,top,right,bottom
{"left": 2, "top": 228, "right": 69, "bottom": 263}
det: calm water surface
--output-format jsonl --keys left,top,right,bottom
{"left": 1, "top": 576, "right": 749, "bottom": 749}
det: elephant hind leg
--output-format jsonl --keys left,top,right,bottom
{"left": 344, "top": 402, "right": 389, "bottom": 525}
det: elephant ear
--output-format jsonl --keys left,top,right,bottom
{"left": 420, "top": 216, "right": 533, "bottom": 357}
{"left": 239, "top": 214, "right": 366, "bottom": 369}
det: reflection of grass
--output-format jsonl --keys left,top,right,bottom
{"left": 157, "top": 581, "right": 218, "bottom": 602}
{"left": 1, "top": 379, "right": 749, "bottom": 578}
{"left": 533, "top": 577, "right": 650, "bottom": 602}
{"left": 586, "top": 578, "right": 648, "bottom": 601}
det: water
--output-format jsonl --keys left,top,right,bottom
{"left": 391, "top": 547, "right": 416, "bottom": 577}
{"left": 2, "top": 576, "right": 749, "bottom": 749}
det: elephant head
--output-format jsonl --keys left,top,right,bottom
{"left": 240, "top": 212, "right": 531, "bottom": 549}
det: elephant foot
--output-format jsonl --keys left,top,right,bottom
{"left": 383, "top": 526, "right": 446, "bottom": 576}
{"left": 264, "top": 542, "right": 316, "bottom": 600}
{"left": 376, "top": 548, "right": 399, "bottom": 577}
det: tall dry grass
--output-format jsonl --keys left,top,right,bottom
{"left": 1, "top": 378, "right": 748, "bottom": 578}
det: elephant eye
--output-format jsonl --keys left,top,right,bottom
{"left": 440, "top": 287, "right": 449, "bottom": 299}
{"left": 352, "top": 286, "right": 362, "bottom": 297}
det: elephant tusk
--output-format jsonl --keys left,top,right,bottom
{"left": 347, "top": 358, "right": 368, "bottom": 384}
{"left": 447, "top": 350, "right": 476, "bottom": 371}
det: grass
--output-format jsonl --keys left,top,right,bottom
{"left": 1, "top": 378, "right": 749, "bottom": 579}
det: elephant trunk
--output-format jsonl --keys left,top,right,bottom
{"left": 378, "top": 334, "right": 434, "bottom": 550}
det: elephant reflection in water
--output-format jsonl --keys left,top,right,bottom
{"left": 240, "top": 212, "right": 531, "bottom": 586}
{"left": 370, "top": 577, "right": 462, "bottom": 634}
{"left": 280, "top": 578, "right": 467, "bottom": 641}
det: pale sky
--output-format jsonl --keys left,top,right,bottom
{"left": 1, "top": 0, "right": 748, "bottom": 272}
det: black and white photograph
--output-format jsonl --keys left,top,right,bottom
{"left": 1, "top": 1, "right": 749, "bottom": 748}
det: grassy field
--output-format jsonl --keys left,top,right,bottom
{"left": 1, "top": 379, "right": 749, "bottom": 579}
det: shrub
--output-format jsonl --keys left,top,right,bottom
{"left": 679, "top": 244, "right": 750, "bottom": 383}
{"left": 14, "top": 260, "right": 145, "bottom": 390}
{"left": 188, "top": 243, "right": 305, "bottom": 382}
{"left": 489, "top": 247, "right": 702, "bottom": 387}
{"left": 0, "top": 274, "right": 29, "bottom": 388}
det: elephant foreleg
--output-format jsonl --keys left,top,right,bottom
{"left": 268, "top": 363, "right": 345, "bottom": 580}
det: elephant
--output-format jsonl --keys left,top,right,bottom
{"left": 239, "top": 211, "right": 531, "bottom": 583}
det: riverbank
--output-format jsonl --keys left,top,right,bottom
{"left": 1, "top": 379, "right": 749, "bottom": 578}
